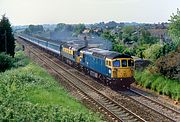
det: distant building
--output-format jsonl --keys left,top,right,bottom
{"left": 148, "top": 29, "right": 171, "bottom": 43}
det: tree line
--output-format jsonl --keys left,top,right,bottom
{"left": 0, "top": 15, "right": 15, "bottom": 72}
{"left": 0, "top": 15, "right": 15, "bottom": 57}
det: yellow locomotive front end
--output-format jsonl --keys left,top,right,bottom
{"left": 106, "top": 58, "right": 135, "bottom": 88}
{"left": 112, "top": 58, "right": 134, "bottom": 78}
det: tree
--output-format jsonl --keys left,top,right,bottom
{"left": 144, "top": 44, "right": 162, "bottom": 60}
{"left": 25, "top": 25, "right": 44, "bottom": 34}
{"left": 101, "top": 30, "right": 116, "bottom": 42}
{"left": 156, "top": 50, "right": 180, "bottom": 80}
{"left": 113, "top": 44, "right": 125, "bottom": 53}
{"left": 0, "top": 15, "right": 15, "bottom": 57}
{"left": 122, "top": 26, "right": 135, "bottom": 43}
{"left": 168, "top": 8, "right": 180, "bottom": 46}
{"left": 54, "top": 23, "right": 73, "bottom": 32}
{"left": 0, "top": 52, "right": 13, "bottom": 72}
{"left": 139, "top": 29, "right": 157, "bottom": 45}
{"left": 73, "top": 24, "right": 85, "bottom": 36}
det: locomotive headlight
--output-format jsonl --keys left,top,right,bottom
{"left": 109, "top": 69, "right": 111, "bottom": 74}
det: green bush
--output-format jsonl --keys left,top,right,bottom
{"left": 163, "top": 82, "right": 171, "bottom": 97}
{"left": 0, "top": 45, "right": 29, "bottom": 72}
{"left": 144, "top": 43, "right": 162, "bottom": 60}
{"left": 153, "top": 77, "right": 165, "bottom": 93}
{"left": 0, "top": 52, "right": 14, "bottom": 72}
{"left": 144, "top": 79, "right": 152, "bottom": 89}
{"left": 155, "top": 46, "right": 180, "bottom": 80}
{"left": 135, "top": 70, "right": 180, "bottom": 101}
{"left": 13, "top": 51, "right": 30, "bottom": 68}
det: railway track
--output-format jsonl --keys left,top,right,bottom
{"left": 122, "top": 88, "right": 180, "bottom": 122}
{"left": 18, "top": 39, "right": 146, "bottom": 122}
{"left": 17, "top": 37, "right": 180, "bottom": 122}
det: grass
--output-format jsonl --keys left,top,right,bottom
{"left": 0, "top": 45, "right": 102, "bottom": 121}
{"left": 25, "top": 63, "right": 90, "bottom": 112}
{"left": 135, "top": 70, "right": 180, "bottom": 101}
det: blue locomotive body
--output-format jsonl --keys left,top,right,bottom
{"left": 80, "top": 49, "right": 111, "bottom": 78}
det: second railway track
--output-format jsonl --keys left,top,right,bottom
{"left": 121, "top": 88, "right": 180, "bottom": 122}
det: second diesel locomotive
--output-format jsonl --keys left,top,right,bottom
{"left": 19, "top": 35, "right": 135, "bottom": 88}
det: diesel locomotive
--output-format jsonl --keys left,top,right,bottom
{"left": 19, "top": 35, "right": 135, "bottom": 88}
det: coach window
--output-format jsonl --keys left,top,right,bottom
{"left": 122, "top": 60, "right": 127, "bottom": 67}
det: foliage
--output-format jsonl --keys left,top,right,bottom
{"left": 139, "top": 29, "right": 158, "bottom": 45}
{"left": 73, "top": 24, "right": 86, "bottom": 36}
{"left": 0, "top": 15, "right": 15, "bottom": 57}
{"left": 135, "top": 44, "right": 148, "bottom": 58}
{"left": 161, "top": 43, "right": 176, "bottom": 55}
{"left": 101, "top": 30, "right": 116, "bottom": 42}
{"left": 143, "top": 43, "right": 163, "bottom": 60}
{"left": 123, "top": 48, "right": 135, "bottom": 55}
{"left": 25, "top": 25, "right": 44, "bottom": 34}
{"left": 135, "top": 70, "right": 180, "bottom": 100}
{"left": 113, "top": 44, "right": 125, "bottom": 53}
{"left": 155, "top": 46, "right": 180, "bottom": 80}
{"left": 168, "top": 8, "right": 180, "bottom": 46}
{"left": 0, "top": 63, "right": 102, "bottom": 121}
{"left": 13, "top": 50, "right": 30, "bottom": 68}
{"left": 54, "top": 23, "right": 73, "bottom": 32}
{"left": 100, "top": 26, "right": 159, "bottom": 56}
{"left": 53, "top": 23, "right": 85, "bottom": 36}
{"left": 0, "top": 52, "right": 14, "bottom": 72}
{"left": 122, "top": 26, "right": 137, "bottom": 43}
{"left": 0, "top": 42, "right": 29, "bottom": 72}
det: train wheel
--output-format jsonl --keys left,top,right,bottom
{"left": 105, "top": 79, "right": 109, "bottom": 86}
{"left": 99, "top": 75, "right": 103, "bottom": 82}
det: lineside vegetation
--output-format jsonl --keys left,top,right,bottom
{"left": 135, "top": 9, "right": 180, "bottom": 101}
{"left": 0, "top": 45, "right": 102, "bottom": 121}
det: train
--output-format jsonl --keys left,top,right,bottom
{"left": 18, "top": 35, "right": 135, "bottom": 89}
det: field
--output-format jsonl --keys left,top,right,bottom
{"left": 0, "top": 48, "right": 102, "bottom": 121}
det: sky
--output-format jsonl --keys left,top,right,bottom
{"left": 0, "top": 0, "right": 180, "bottom": 25}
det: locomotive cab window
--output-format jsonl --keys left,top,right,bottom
{"left": 108, "top": 61, "right": 111, "bottom": 66}
{"left": 113, "top": 60, "right": 120, "bottom": 67}
{"left": 122, "top": 60, "right": 127, "bottom": 67}
{"left": 77, "top": 51, "right": 80, "bottom": 56}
